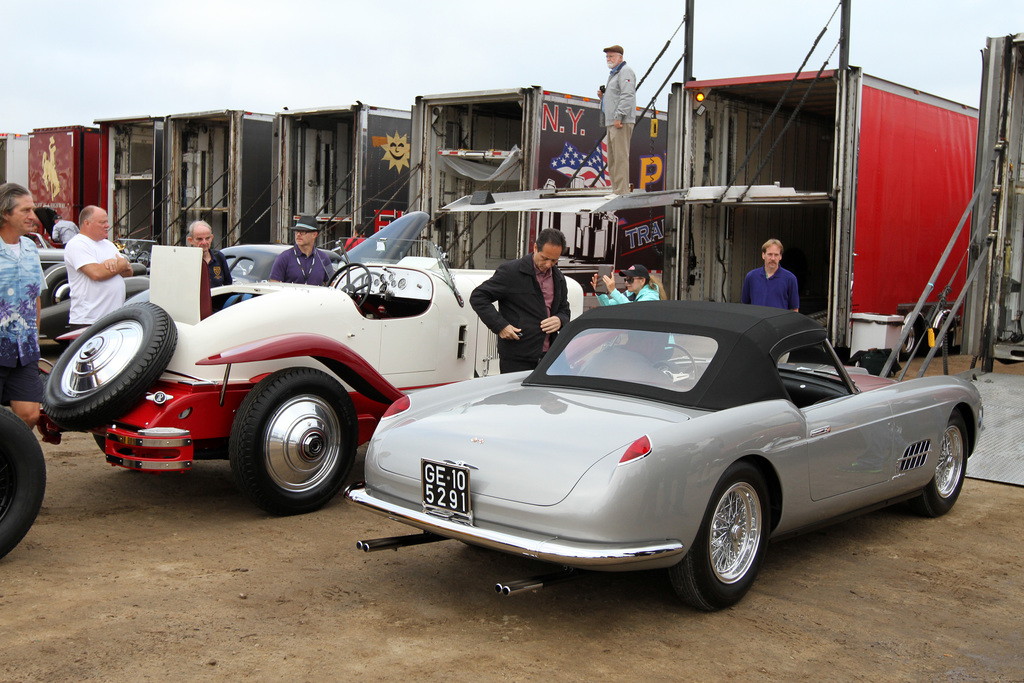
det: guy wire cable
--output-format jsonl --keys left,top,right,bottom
{"left": 717, "top": 0, "right": 842, "bottom": 201}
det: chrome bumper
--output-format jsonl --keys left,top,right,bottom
{"left": 345, "top": 482, "right": 685, "bottom": 569}
{"left": 101, "top": 426, "right": 194, "bottom": 471}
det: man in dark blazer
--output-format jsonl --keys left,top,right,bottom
{"left": 470, "top": 229, "right": 571, "bottom": 373}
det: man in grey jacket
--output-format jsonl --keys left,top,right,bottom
{"left": 599, "top": 44, "right": 636, "bottom": 195}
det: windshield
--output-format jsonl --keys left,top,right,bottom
{"left": 118, "top": 238, "right": 156, "bottom": 266}
{"left": 546, "top": 328, "right": 719, "bottom": 392}
{"left": 338, "top": 211, "right": 464, "bottom": 306}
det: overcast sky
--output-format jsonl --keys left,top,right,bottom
{"left": 2, "top": 1, "right": 1020, "bottom": 133}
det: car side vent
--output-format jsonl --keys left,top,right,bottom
{"left": 898, "top": 440, "right": 931, "bottom": 472}
{"left": 457, "top": 325, "right": 468, "bottom": 359}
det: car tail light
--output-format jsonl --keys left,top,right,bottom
{"left": 618, "top": 435, "right": 652, "bottom": 466}
{"left": 382, "top": 395, "right": 411, "bottom": 419}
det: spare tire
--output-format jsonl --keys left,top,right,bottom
{"left": 42, "top": 303, "right": 177, "bottom": 431}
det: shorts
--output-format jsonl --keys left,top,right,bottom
{"left": 0, "top": 361, "right": 44, "bottom": 405}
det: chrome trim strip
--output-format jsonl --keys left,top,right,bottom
{"left": 346, "top": 484, "right": 685, "bottom": 567}
{"left": 105, "top": 455, "right": 192, "bottom": 471}
{"left": 107, "top": 432, "right": 192, "bottom": 448}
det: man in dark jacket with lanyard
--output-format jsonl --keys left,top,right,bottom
{"left": 269, "top": 215, "right": 335, "bottom": 285}
{"left": 471, "top": 228, "right": 571, "bottom": 373}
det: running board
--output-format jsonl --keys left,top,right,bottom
{"left": 495, "top": 568, "right": 586, "bottom": 596}
{"left": 355, "top": 532, "right": 448, "bottom": 552}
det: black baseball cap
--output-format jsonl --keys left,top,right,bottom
{"left": 620, "top": 264, "right": 649, "bottom": 280}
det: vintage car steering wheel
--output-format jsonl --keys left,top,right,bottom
{"left": 329, "top": 263, "right": 374, "bottom": 307}
{"left": 656, "top": 344, "right": 698, "bottom": 386}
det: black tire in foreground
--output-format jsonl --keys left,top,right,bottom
{"left": 229, "top": 368, "right": 358, "bottom": 516}
{"left": 909, "top": 411, "right": 968, "bottom": 517}
{"left": 42, "top": 303, "right": 177, "bottom": 432}
{"left": 668, "top": 460, "right": 770, "bottom": 611}
{"left": 0, "top": 409, "right": 47, "bottom": 560}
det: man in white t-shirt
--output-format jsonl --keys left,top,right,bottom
{"left": 64, "top": 206, "right": 132, "bottom": 327}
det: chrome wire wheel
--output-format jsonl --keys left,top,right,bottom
{"left": 936, "top": 422, "right": 965, "bottom": 499}
{"left": 709, "top": 481, "right": 763, "bottom": 584}
{"left": 262, "top": 395, "right": 342, "bottom": 494}
{"left": 58, "top": 320, "right": 145, "bottom": 398}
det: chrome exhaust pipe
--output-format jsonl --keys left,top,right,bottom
{"left": 495, "top": 568, "right": 583, "bottom": 596}
{"left": 356, "top": 532, "right": 447, "bottom": 552}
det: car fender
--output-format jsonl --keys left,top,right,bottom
{"left": 197, "top": 332, "right": 404, "bottom": 406}
{"left": 563, "top": 399, "right": 803, "bottom": 561}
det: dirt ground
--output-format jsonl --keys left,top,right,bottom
{"left": 2, "top": 350, "right": 1023, "bottom": 682}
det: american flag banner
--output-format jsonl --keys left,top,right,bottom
{"left": 549, "top": 140, "right": 609, "bottom": 187}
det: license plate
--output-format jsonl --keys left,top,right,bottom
{"left": 421, "top": 459, "right": 472, "bottom": 519}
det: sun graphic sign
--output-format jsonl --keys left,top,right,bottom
{"left": 380, "top": 132, "right": 410, "bottom": 172}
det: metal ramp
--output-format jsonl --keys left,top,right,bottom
{"left": 968, "top": 373, "right": 1024, "bottom": 487}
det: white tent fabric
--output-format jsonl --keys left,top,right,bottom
{"left": 436, "top": 145, "right": 522, "bottom": 183}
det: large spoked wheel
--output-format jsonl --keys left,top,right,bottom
{"left": 669, "top": 461, "right": 769, "bottom": 611}
{"left": 909, "top": 412, "right": 967, "bottom": 517}
{"left": 899, "top": 314, "right": 925, "bottom": 362}
{"left": 229, "top": 368, "right": 357, "bottom": 516}
{"left": 42, "top": 303, "right": 177, "bottom": 431}
{"left": 0, "top": 409, "right": 47, "bottom": 560}
{"left": 328, "top": 263, "right": 373, "bottom": 307}
{"left": 42, "top": 264, "right": 70, "bottom": 308}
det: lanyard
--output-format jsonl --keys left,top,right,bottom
{"left": 293, "top": 247, "right": 324, "bottom": 285}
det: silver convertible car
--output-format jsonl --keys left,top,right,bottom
{"left": 346, "top": 301, "right": 983, "bottom": 611}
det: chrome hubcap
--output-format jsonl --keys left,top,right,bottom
{"left": 936, "top": 423, "right": 964, "bottom": 498}
{"left": 263, "top": 395, "right": 341, "bottom": 493}
{"left": 709, "top": 482, "right": 762, "bottom": 584}
{"left": 60, "top": 321, "right": 145, "bottom": 398}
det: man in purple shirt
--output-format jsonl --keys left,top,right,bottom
{"left": 470, "top": 229, "right": 571, "bottom": 373}
{"left": 269, "top": 215, "right": 335, "bottom": 285}
{"left": 741, "top": 238, "right": 800, "bottom": 312}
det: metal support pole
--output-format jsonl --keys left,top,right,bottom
{"left": 839, "top": 0, "right": 851, "bottom": 71}
{"left": 683, "top": 0, "right": 694, "bottom": 83}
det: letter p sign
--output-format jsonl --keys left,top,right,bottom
{"left": 639, "top": 155, "right": 663, "bottom": 191}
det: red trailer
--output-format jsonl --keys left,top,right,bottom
{"left": 668, "top": 70, "right": 978, "bottom": 353}
{"left": 28, "top": 125, "right": 103, "bottom": 224}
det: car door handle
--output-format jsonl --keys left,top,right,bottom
{"left": 810, "top": 426, "right": 831, "bottom": 436}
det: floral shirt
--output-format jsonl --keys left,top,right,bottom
{"left": 0, "top": 236, "right": 44, "bottom": 366}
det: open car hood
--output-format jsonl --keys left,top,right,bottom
{"left": 375, "top": 386, "right": 690, "bottom": 506}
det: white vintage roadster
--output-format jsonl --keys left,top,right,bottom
{"left": 41, "top": 212, "right": 583, "bottom": 515}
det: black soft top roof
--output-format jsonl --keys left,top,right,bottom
{"left": 528, "top": 301, "right": 827, "bottom": 410}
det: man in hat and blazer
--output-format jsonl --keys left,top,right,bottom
{"left": 599, "top": 44, "right": 636, "bottom": 196}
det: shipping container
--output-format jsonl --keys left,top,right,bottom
{"left": 163, "top": 110, "right": 274, "bottom": 249}
{"left": 409, "top": 87, "right": 668, "bottom": 283}
{"left": 1, "top": 133, "right": 30, "bottom": 186}
{"left": 27, "top": 125, "right": 103, "bottom": 223}
{"left": 965, "top": 33, "right": 1024, "bottom": 367}
{"left": 273, "top": 104, "right": 412, "bottom": 244}
{"left": 95, "top": 116, "right": 165, "bottom": 242}
{"left": 667, "top": 69, "right": 978, "bottom": 351}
